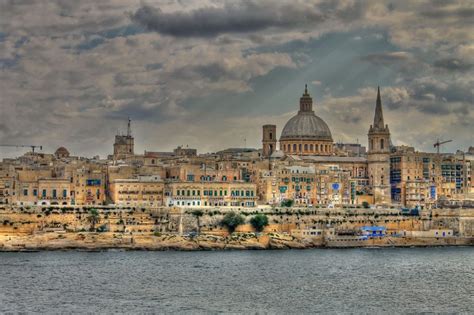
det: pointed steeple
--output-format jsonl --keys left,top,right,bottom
{"left": 373, "top": 86, "right": 385, "bottom": 130}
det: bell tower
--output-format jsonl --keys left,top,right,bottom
{"left": 262, "top": 124, "right": 277, "bottom": 158}
{"left": 367, "top": 87, "right": 391, "bottom": 205}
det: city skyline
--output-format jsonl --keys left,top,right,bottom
{"left": 1, "top": 0, "right": 473, "bottom": 158}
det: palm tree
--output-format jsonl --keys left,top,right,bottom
{"left": 87, "top": 208, "right": 100, "bottom": 232}
{"left": 191, "top": 210, "right": 204, "bottom": 234}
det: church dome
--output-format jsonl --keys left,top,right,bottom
{"left": 54, "top": 147, "right": 70, "bottom": 158}
{"left": 280, "top": 85, "right": 332, "bottom": 141}
{"left": 280, "top": 112, "right": 332, "bottom": 141}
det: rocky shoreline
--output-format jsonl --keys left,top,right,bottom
{"left": 1, "top": 232, "right": 472, "bottom": 252}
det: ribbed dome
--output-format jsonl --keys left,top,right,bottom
{"left": 54, "top": 146, "right": 70, "bottom": 158}
{"left": 280, "top": 112, "right": 333, "bottom": 141}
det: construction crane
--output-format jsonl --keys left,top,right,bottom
{"left": 434, "top": 139, "right": 452, "bottom": 155}
{"left": 0, "top": 144, "right": 43, "bottom": 153}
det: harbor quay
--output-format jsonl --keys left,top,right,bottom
{"left": 1, "top": 205, "right": 472, "bottom": 251}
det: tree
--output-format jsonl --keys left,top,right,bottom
{"left": 221, "top": 211, "right": 245, "bottom": 234}
{"left": 250, "top": 214, "right": 269, "bottom": 232}
{"left": 191, "top": 209, "right": 204, "bottom": 234}
{"left": 281, "top": 199, "right": 294, "bottom": 207}
{"left": 362, "top": 201, "right": 370, "bottom": 209}
{"left": 87, "top": 208, "right": 100, "bottom": 232}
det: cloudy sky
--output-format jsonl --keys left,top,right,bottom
{"left": 0, "top": 0, "right": 473, "bottom": 158}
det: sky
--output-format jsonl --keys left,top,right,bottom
{"left": 0, "top": 0, "right": 473, "bottom": 158}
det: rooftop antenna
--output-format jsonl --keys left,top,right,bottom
{"left": 127, "top": 117, "right": 132, "bottom": 137}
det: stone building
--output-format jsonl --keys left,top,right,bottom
{"left": 367, "top": 87, "right": 391, "bottom": 205}
{"left": 390, "top": 146, "right": 438, "bottom": 207}
{"left": 109, "top": 175, "right": 164, "bottom": 207}
{"left": 262, "top": 124, "right": 277, "bottom": 158}
{"left": 113, "top": 118, "right": 134, "bottom": 160}
{"left": 256, "top": 163, "right": 356, "bottom": 206}
{"left": 71, "top": 166, "right": 106, "bottom": 205}
{"left": 165, "top": 181, "right": 257, "bottom": 207}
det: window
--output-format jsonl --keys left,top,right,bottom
{"left": 42, "top": 189, "right": 47, "bottom": 198}
{"left": 269, "top": 132, "right": 273, "bottom": 140}
{"left": 299, "top": 144, "right": 302, "bottom": 152}
{"left": 310, "top": 144, "right": 314, "bottom": 151}
{"left": 52, "top": 189, "right": 57, "bottom": 198}
{"left": 304, "top": 144, "right": 308, "bottom": 151}
{"left": 293, "top": 144, "right": 297, "bottom": 151}
{"left": 63, "top": 190, "right": 67, "bottom": 198}
{"left": 23, "top": 189, "right": 28, "bottom": 196}
{"left": 33, "top": 189, "right": 37, "bottom": 196}
{"left": 381, "top": 139, "right": 384, "bottom": 150}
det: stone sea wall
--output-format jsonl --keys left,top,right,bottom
{"left": 0, "top": 205, "right": 473, "bottom": 251}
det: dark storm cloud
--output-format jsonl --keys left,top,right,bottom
{"left": 433, "top": 58, "right": 473, "bottom": 72}
{"left": 410, "top": 79, "right": 473, "bottom": 103}
{"left": 360, "top": 52, "right": 412, "bottom": 65}
{"left": 420, "top": 7, "right": 474, "bottom": 20}
{"left": 130, "top": 2, "right": 326, "bottom": 37}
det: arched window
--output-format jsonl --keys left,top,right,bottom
{"left": 370, "top": 139, "right": 373, "bottom": 150}
{"left": 269, "top": 132, "right": 273, "bottom": 140}
{"left": 293, "top": 144, "right": 297, "bottom": 152}
{"left": 304, "top": 144, "right": 308, "bottom": 151}
{"left": 299, "top": 144, "right": 302, "bottom": 152}
{"left": 310, "top": 144, "right": 314, "bottom": 151}
{"left": 380, "top": 139, "right": 384, "bottom": 150}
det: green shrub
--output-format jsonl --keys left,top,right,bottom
{"left": 250, "top": 214, "right": 269, "bottom": 232}
{"left": 221, "top": 211, "right": 245, "bottom": 233}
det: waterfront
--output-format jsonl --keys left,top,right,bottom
{"left": 1, "top": 248, "right": 473, "bottom": 314}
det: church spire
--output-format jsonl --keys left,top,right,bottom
{"left": 373, "top": 86, "right": 385, "bottom": 130}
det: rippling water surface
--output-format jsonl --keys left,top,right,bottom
{"left": 0, "top": 248, "right": 473, "bottom": 314}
